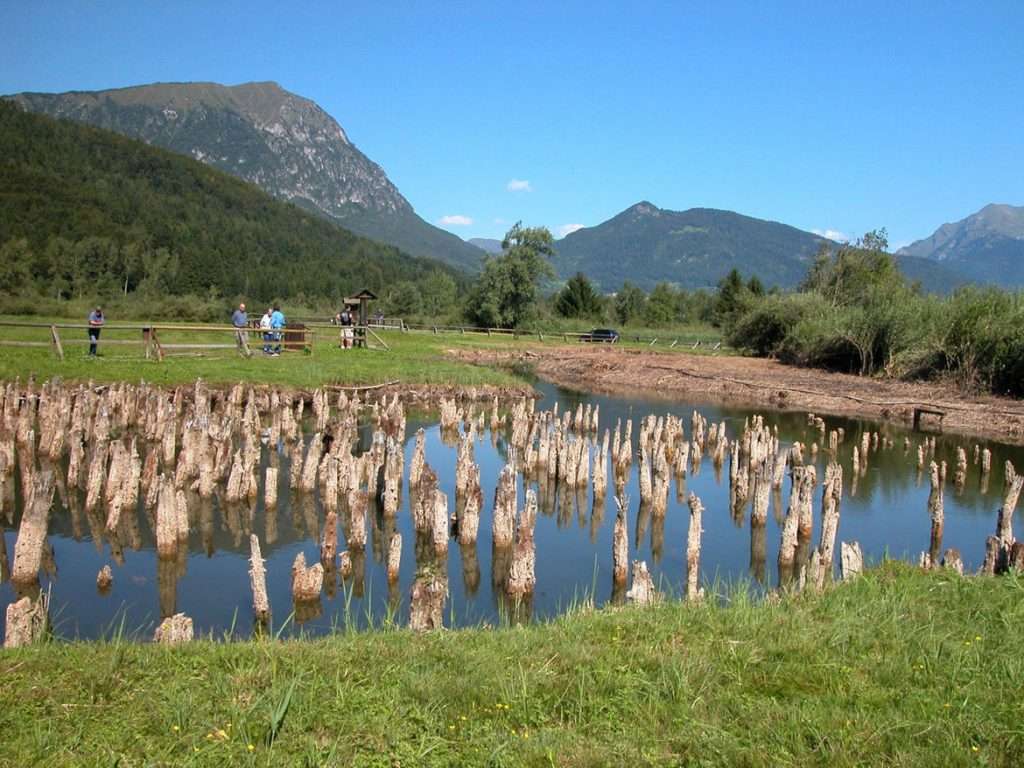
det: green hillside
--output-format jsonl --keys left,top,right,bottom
{"left": 0, "top": 100, "right": 461, "bottom": 304}
{"left": 11, "top": 82, "right": 488, "bottom": 273}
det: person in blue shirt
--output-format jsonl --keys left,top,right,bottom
{"left": 87, "top": 306, "right": 104, "bottom": 356}
{"left": 270, "top": 304, "right": 285, "bottom": 355}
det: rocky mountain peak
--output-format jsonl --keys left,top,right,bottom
{"left": 9, "top": 81, "right": 486, "bottom": 271}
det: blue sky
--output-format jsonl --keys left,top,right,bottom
{"left": 2, "top": 1, "right": 1022, "bottom": 248}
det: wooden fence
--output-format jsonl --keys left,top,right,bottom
{"left": 0, "top": 321, "right": 316, "bottom": 361}
{"left": 0, "top": 318, "right": 720, "bottom": 361}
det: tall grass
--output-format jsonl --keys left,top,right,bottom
{"left": 2, "top": 563, "right": 1022, "bottom": 766}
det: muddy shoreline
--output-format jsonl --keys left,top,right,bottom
{"left": 454, "top": 345, "right": 1024, "bottom": 446}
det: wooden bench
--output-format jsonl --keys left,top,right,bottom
{"left": 913, "top": 407, "right": 945, "bottom": 433}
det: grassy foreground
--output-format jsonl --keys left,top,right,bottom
{"left": 2, "top": 564, "right": 1022, "bottom": 766}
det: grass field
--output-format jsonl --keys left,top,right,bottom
{"left": 1, "top": 563, "right": 1022, "bottom": 766}
{"left": 0, "top": 316, "right": 724, "bottom": 390}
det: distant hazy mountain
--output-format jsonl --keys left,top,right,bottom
{"left": 897, "top": 204, "right": 1024, "bottom": 286}
{"left": 467, "top": 237, "right": 503, "bottom": 255}
{"left": 9, "top": 81, "right": 486, "bottom": 272}
{"left": 552, "top": 202, "right": 832, "bottom": 291}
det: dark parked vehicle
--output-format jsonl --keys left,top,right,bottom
{"left": 581, "top": 328, "right": 620, "bottom": 343}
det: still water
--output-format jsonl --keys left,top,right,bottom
{"left": 2, "top": 380, "right": 1021, "bottom": 641}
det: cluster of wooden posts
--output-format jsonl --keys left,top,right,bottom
{"left": 3, "top": 380, "right": 1023, "bottom": 647}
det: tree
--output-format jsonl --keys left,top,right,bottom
{"left": 614, "top": 281, "right": 646, "bottom": 325}
{"left": 0, "top": 239, "right": 35, "bottom": 295}
{"left": 420, "top": 270, "right": 458, "bottom": 317}
{"left": 643, "top": 282, "right": 679, "bottom": 327}
{"left": 801, "top": 230, "right": 903, "bottom": 308}
{"left": 555, "top": 272, "right": 603, "bottom": 318}
{"left": 466, "top": 223, "right": 555, "bottom": 328}
{"left": 385, "top": 281, "right": 423, "bottom": 316}
{"left": 747, "top": 275, "right": 765, "bottom": 297}
{"left": 712, "top": 268, "right": 748, "bottom": 328}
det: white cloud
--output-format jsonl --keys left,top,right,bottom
{"left": 506, "top": 179, "right": 532, "bottom": 193}
{"left": 557, "top": 223, "right": 585, "bottom": 238}
{"left": 812, "top": 228, "right": 850, "bottom": 243}
{"left": 493, "top": 217, "right": 506, "bottom": 225}
{"left": 439, "top": 214, "right": 473, "bottom": 226}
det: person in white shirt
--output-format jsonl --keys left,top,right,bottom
{"left": 260, "top": 307, "right": 273, "bottom": 355}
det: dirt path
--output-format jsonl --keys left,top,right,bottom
{"left": 453, "top": 345, "right": 1024, "bottom": 445}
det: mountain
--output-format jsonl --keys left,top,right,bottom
{"left": 0, "top": 99, "right": 459, "bottom": 302}
{"left": 897, "top": 204, "right": 1024, "bottom": 286}
{"left": 553, "top": 202, "right": 833, "bottom": 291}
{"left": 468, "top": 237, "right": 503, "bottom": 255}
{"left": 8, "top": 81, "right": 486, "bottom": 272}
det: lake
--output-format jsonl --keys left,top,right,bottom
{"left": 2, "top": 379, "right": 1021, "bottom": 642}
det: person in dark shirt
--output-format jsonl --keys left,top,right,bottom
{"left": 337, "top": 306, "right": 354, "bottom": 349}
{"left": 231, "top": 302, "right": 249, "bottom": 355}
{"left": 87, "top": 307, "right": 104, "bottom": 356}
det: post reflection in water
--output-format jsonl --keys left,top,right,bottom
{"left": 1, "top": 377, "right": 1023, "bottom": 643}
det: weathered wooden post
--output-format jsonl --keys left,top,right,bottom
{"left": 925, "top": 461, "right": 945, "bottom": 567}
{"left": 4, "top": 594, "right": 48, "bottom": 648}
{"left": 506, "top": 489, "right": 538, "bottom": 598}
{"left": 840, "top": 541, "right": 863, "bottom": 580}
{"left": 814, "top": 462, "right": 843, "bottom": 590}
{"left": 347, "top": 489, "right": 368, "bottom": 550}
{"left": 96, "top": 564, "right": 113, "bottom": 593}
{"left": 291, "top": 551, "right": 323, "bottom": 602}
{"left": 249, "top": 534, "right": 270, "bottom": 625}
{"left": 409, "top": 569, "right": 447, "bottom": 631}
{"left": 954, "top": 447, "right": 968, "bottom": 491}
{"left": 613, "top": 493, "right": 629, "bottom": 585}
{"left": 387, "top": 532, "right": 402, "bottom": 583}
{"left": 431, "top": 486, "right": 449, "bottom": 559}
{"left": 686, "top": 493, "right": 704, "bottom": 602}
{"left": 154, "top": 613, "right": 193, "bottom": 644}
{"left": 626, "top": 560, "right": 658, "bottom": 605}
{"left": 11, "top": 467, "right": 56, "bottom": 585}
{"left": 491, "top": 464, "right": 517, "bottom": 547}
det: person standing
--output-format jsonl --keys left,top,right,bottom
{"left": 337, "top": 305, "right": 354, "bottom": 350}
{"left": 231, "top": 302, "right": 249, "bottom": 355}
{"left": 87, "top": 306, "right": 104, "bottom": 356}
{"left": 270, "top": 304, "right": 285, "bottom": 355}
{"left": 260, "top": 307, "right": 273, "bottom": 354}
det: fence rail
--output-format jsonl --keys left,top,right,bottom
{"left": 396, "top": 321, "right": 724, "bottom": 350}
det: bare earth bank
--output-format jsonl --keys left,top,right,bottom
{"left": 453, "top": 345, "right": 1024, "bottom": 445}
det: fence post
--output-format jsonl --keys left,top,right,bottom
{"left": 433, "top": 326, "right": 438, "bottom": 335}
{"left": 151, "top": 328, "right": 165, "bottom": 361}
{"left": 50, "top": 326, "right": 64, "bottom": 361}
